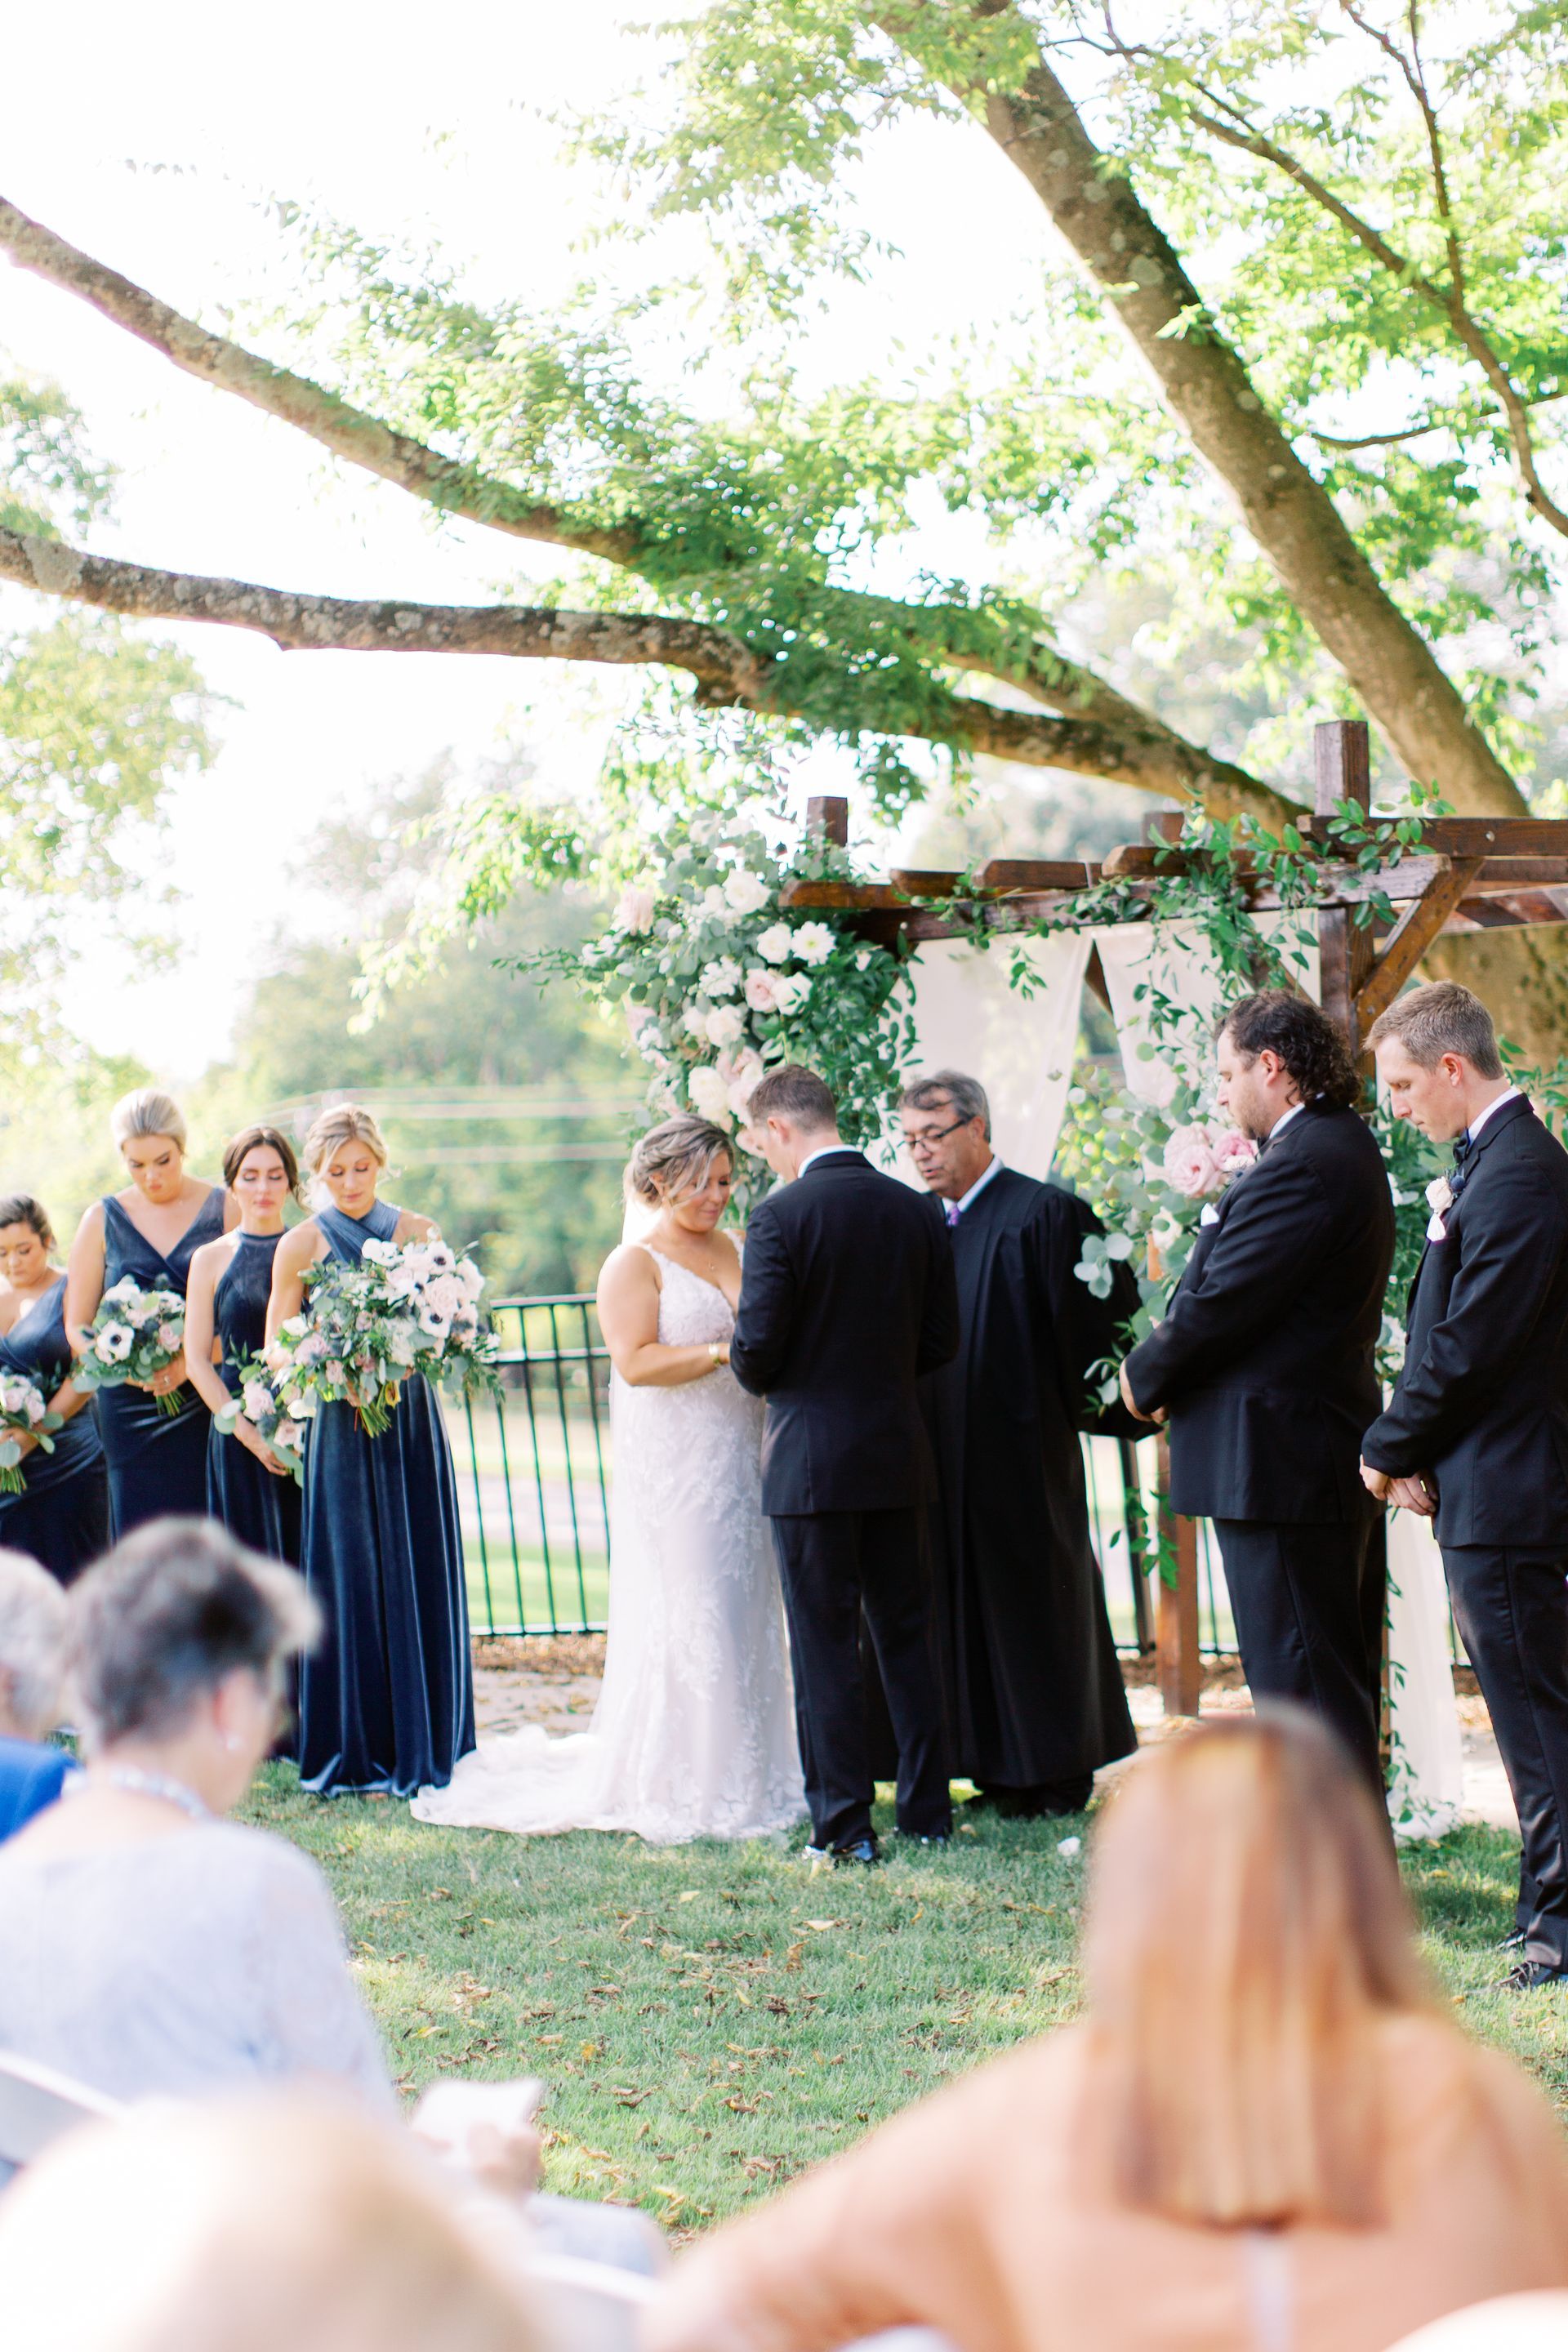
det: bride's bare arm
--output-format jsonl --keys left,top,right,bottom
{"left": 597, "top": 1246, "right": 728, "bottom": 1388}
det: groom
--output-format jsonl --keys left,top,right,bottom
{"left": 730, "top": 1065, "right": 960, "bottom": 1864}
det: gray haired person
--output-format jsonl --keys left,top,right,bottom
{"left": 0, "top": 1545, "right": 75, "bottom": 1841}
{"left": 897, "top": 1071, "right": 1142, "bottom": 1816}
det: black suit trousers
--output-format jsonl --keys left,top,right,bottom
{"left": 1212, "top": 1517, "right": 1384, "bottom": 1799}
{"left": 1444, "top": 1544, "right": 1568, "bottom": 1970}
{"left": 768, "top": 1507, "right": 951, "bottom": 1848}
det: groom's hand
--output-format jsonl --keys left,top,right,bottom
{"left": 1118, "top": 1362, "right": 1164, "bottom": 1424}
{"left": 1359, "top": 1457, "right": 1392, "bottom": 1501}
{"left": 1388, "top": 1472, "right": 1438, "bottom": 1517}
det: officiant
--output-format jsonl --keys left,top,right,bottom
{"left": 898, "top": 1071, "right": 1141, "bottom": 1817}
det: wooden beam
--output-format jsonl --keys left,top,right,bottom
{"left": 1314, "top": 717, "right": 1371, "bottom": 813}
{"left": 888, "top": 868, "right": 964, "bottom": 896}
{"left": 1316, "top": 724, "right": 1375, "bottom": 1057}
{"left": 1301, "top": 814, "right": 1568, "bottom": 858}
{"left": 1155, "top": 1434, "right": 1202, "bottom": 1717}
{"left": 806, "top": 795, "right": 849, "bottom": 846}
{"left": 1353, "top": 858, "right": 1486, "bottom": 1030}
{"left": 1449, "top": 892, "right": 1568, "bottom": 930}
{"left": 973, "top": 858, "right": 1102, "bottom": 891}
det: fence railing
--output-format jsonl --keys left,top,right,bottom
{"left": 450, "top": 1293, "right": 1251, "bottom": 1650}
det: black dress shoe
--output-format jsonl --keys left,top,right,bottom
{"left": 1502, "top": 1958, "right": 1568, "bottom": 1990}
{"left": 803, "top": 1835, "right": 882, "bottom": 1869}
{"left": 894, "top": 1828, "right": 951, "bottom": 1847}
{"left": 1497, "top": 1929, "right": 1527, "bottom": 1953}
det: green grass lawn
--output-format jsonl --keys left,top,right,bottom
{"left": 244, "top": 1770, "right": 1568, "bottom": 2238}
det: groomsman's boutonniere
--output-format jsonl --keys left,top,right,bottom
{"left": 1425, "top": 1175, "right": 1454, "bottom": 1241}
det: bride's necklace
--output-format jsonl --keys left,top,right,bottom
{"left": 91, "top": 1766, "right": 214, "bottom": 1823}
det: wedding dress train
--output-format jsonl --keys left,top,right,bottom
{"left": 411, "top": 1251, "right": 805, "bottom": 1843}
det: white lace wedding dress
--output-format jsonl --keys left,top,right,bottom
{"left": 412, "top": 1250, "right": 806, "bottom": 1844}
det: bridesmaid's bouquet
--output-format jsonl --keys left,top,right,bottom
{"left": 214, "top": 1353, "right": 313, "bottom": 1486}
{"left": 0, "top": 1373, "right": 60, "bottom": 1494}
{"left": 74, "top": 1279, "right": 189, "bottom": 1415}
{"left": 271, "top": 1234, "right": 497, "bottom": 1438}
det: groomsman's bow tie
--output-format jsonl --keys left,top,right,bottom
{"left": 1452, "top": 1133, "right": 1475, "bottom": 1168}
{"left": 944, "top": 1200, "right": 962, "bottom": 1228}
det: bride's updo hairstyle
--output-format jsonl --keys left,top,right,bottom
{"left": 626, "top": 1117, "right": 733, "bottom": 1207}
{"left": 301, "top": 1104, "right": 390, "bottom": 1177}
{"left": 110, "top": 1088, "right": 188, "bottom": 1153}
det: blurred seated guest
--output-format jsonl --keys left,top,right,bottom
{"left": 0, "top": 2091, "right": 546, "bottom": 2352}
{"left": 0, "top": 1545, "right": 76, "bottom": 1842}
{"left": 0, "top": 1194, "right": 109, "bottom": 1584}
{"left": 0, "top": 1517, "right": 390, "bottom": 2106}
{"left": 648, "top": 1711, "right": 1568, "bottom": 2352}
{"left": 899, "top": 1071, "right": 1140, "bottom": 1817}
{"left": 0, "top": 1516, "right": 665, "bottom": 2278}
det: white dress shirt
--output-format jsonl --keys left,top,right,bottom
{"left": 1465, "top": 1084, "right": 1521, "bottom": 1144}
{"left": 797, "top": 1144, "right": 861, "bottom": 1179}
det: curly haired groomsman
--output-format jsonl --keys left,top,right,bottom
{"left": 1120, "top": 991, "right": 1395, "bottom": 1797}
{"left": 1361, "top": 981, "right": 1568, "bottom": 1989}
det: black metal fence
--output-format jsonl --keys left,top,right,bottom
{"left": 451, "top": 1293, "right": 1245, "bottom": 1652}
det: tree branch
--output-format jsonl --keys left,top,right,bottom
{"left": 0, "top": 525, "right": 1293, "bottom": 819}
{"left": 0, "top": 190, "right": 1289, "bottom": 822}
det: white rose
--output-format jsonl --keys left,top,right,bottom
{"left": 682, "top": 1002, "right": 712, "bottom": 1040}
{"left": 754, "top": 921, "right": 793, "bottom": 965}
{"left": 702, "top": 884, "right": 733, "bottom": 920}
{"left": 706, "top": 1004, "right": 746, "bottom": 1047}
{"left": 791, "top": 921, "right": 835, "bottom": 966}
{"left": 688, "top": 1064, "right": 735, "bottom": 1126}
{"left": 772, "top": 971, "right": 812, "bottom": 1014}
{"left": 699, "top": 957, "right": 742, "bottom": 999}
{"left": 722, "top": 866, "right": 771, "bottom": 916}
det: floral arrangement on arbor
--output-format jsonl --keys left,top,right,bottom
{"left": 532, "top": 799, "right": 914, "bottom": 1174}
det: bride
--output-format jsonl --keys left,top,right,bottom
{"left": 412, "top": 1116, "right": 805, "bottom": 1844}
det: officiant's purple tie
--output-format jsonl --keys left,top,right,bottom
{"left": 944, "top": 1200, "right": 961, "bottom": 1227}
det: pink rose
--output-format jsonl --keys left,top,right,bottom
{"left": 614, "top": 881, "right": 657, "bottom": 933}
{"left": 744, "top": 969, "right": 780, "bottom": 1014}
{"left": 1163, "top": 1125, "right": 1220, "bottom": 1199}
{"left": 1211, "top": 1129, "right": 1258, "bottom": 1176}
{"left": 155, "top": 1322, "right": 183, "bottom": 1353}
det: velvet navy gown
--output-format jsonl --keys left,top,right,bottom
{"left": 296, "top": 1200, "right": 475, "bottom": 1797}
{"left": 0, "top": 1277, "right": 109, "bottom": 1585}
{"left": 97, "top": 1187, "right": 227, "bottom": 1538}
{"left": 207, "top": 1232, "right": 301, "bottom": 1566}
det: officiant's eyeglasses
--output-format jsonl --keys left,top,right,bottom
{"left": 906, "top": 1116, "right": 972, "bottom": 1153}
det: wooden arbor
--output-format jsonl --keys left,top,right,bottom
{"left": 785, "top": 719, "right": 1568, "bottom": 1716}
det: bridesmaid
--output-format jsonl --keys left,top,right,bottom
{"left": 268, "top": 1103, "right": 474, "bottom": 1797}
{"left": 185, "top": 1125, "right": 303, "bottom": 1566}
{"left": 0, "top": 1196, "right": 109, "bottom": 1584}
{"left": 65, "top": 1089, "right": 236, "bottom": 1537}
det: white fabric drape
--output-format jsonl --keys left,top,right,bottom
{"left": 1385, "top": 1503, "right": 1465, "bottom": 1842}
{"left": 893, "top": 929, "right": 1094, "bottom": 1180}
{"left": 1093, "top": 917, "right": 1322, "bottom": 1107}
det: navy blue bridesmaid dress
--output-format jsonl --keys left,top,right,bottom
{"left": 296, "top": 1200, "right": 475, "bottom": 1797}
{"left": 207, "top": 1231, "right": 301, "bottom": 1566}
{"left": 0, "top": 1277, "right": 109, "bottom": 1585}
{"left": 96, "top": 1187, "right": 227, "bottom": 1538}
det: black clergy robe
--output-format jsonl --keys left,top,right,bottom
{"left": 919, "top": 1165, "right": 1143, "bottom": 1797}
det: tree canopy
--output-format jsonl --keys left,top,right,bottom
{"left": 5, "top": 2, "right": 1568, "bottom": 1042}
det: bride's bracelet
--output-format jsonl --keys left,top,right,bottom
{"left": 706, "top": 1343, "right": 724, "bottom": 1369}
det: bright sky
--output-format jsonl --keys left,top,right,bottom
{"left": 2, "top": 0, "right": 1067, "bottom": 1077}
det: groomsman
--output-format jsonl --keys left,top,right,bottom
{"left": 899, "top": 1070, "right": 1139, "bottom": 1817}
{"left": 1361, "top": 981, "right": 1568, "bottom": 1989}
{"left": 1120, "top": 991, "right": 1394, "bottom": 1794}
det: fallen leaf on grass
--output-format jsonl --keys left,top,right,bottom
{"left": 804, "top": 1919, "right": 844, "bottom": 1933}
{"left": 611, "top": 2087, "right": 653, "bottom": 2107}
{"left": 678, "top": 1890, "right": 702, "bottom": 1903}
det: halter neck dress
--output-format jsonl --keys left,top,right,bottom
{"left": 0, "top": 1276, "right": 109, "bottom": 1584}
{"left": 97, "top": 1187, "right": 228, "bottom": 1537}
{"left": 206, "top": 1230, "right": 301, "bottom": 1567}
{"left": 296, "top": 1200, "right": 475, "bottom": 1797}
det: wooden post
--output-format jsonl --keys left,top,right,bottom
{"left": 1314, "top": 719, "right": 1377, "bottom": 1065}
{"left": 806, "top": 795, "right": 849, "bottom": 847}
{"left": 1155, "top": 1434, "right": 1202, "bottom": 1717}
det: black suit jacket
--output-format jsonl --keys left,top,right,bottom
{"left": 1123, "top": 1101, "right": 1393, "bottom": 1521}
{"left": 730, "top": 1151, "right": 960, "bottom": 1515}
{"left": 1361, "top": 1095, "right": 1568, "bottom": 1545}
